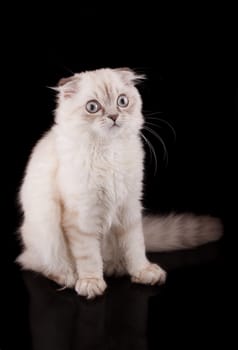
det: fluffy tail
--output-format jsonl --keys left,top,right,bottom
{"left": 143, "top": 213, "right": 223, "bottom": 252}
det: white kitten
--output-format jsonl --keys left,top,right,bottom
{"left": 17, "top": 68, "right": 222, "bottom": 299}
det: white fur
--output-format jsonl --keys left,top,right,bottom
{"left": 17, "top": 68, "right": 222, "bottom": 298}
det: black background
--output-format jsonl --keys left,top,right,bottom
{"left": 2, "top": 5, "right": 236, "bottom": 350}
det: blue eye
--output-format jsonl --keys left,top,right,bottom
{"left": 86, "top": 100, "right": 101, "bottom": 113}
{"left": 117, "top": 94, "right": 129, "bottom": 107}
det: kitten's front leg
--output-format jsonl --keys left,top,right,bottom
{"left": 120, "top": 208, "right": 167, "bottom": 285}
{"left": 66, "top": 221, "right": 106, "bottom": 299}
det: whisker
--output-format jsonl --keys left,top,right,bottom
{"left": 140, "top": 132, "right": 153, "bottom": 162}
{"left": 143, "top": 110, "right": 164, "bottom": 115}
{"left": 145, "top": 115, "right": 176, "bottom": 141}
{"left": 145, "top": 121, "right": 162, "bottom": 129}
{"left": 143, "top": 126, "right": 168, "bottom": 166}
{"left": 140, "top": 132, "right": 158, "bottom": 175}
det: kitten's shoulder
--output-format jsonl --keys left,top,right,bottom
{"left": 28, "top": 127, "right": 57, "bottom": 165}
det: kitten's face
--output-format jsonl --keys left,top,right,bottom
{"left": 56, "top": 68, "right": 144, "bottom": 139}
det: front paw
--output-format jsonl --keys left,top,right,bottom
{"left": 75, "top": 277, "right": 107, "bottom": 299}
{"left": 131, "top": 263, "right": 167, "bottom": 285}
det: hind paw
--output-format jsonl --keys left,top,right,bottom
{"left": 131, "top": 263, "right": 167, "bottom": 285}
{"left": 49, "top": 269, "right": 77, "bottom": 288}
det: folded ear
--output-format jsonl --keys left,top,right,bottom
{"left": 56, "top": 75, "right": 80, "bottom": 99}
{"left": 114, "top": 67, "right": 146, "bottom": 85}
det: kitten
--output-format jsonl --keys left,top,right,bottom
{"left": 17, "top": 68, "right": 222, "bottom": 299}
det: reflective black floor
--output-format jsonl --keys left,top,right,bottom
{"left": 2, "top": 241, "right": 227, "bottom": 350}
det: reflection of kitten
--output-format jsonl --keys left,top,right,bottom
{"left": 17, "top": 68, "right": 222, "bottom": 298}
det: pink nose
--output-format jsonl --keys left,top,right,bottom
{"left": 108, "top": 114, "right": 118, "bottom": 122}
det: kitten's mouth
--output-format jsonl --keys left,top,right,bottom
{"left": 110, "top": 123, "right": 120, "bottom": 129}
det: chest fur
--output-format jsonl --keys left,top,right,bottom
{"left": 57, "top": 140, "right": 143, "bottom": 210}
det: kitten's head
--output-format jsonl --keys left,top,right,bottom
{"left": 55, "top": 68, "right": 145, "bottom": 139}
